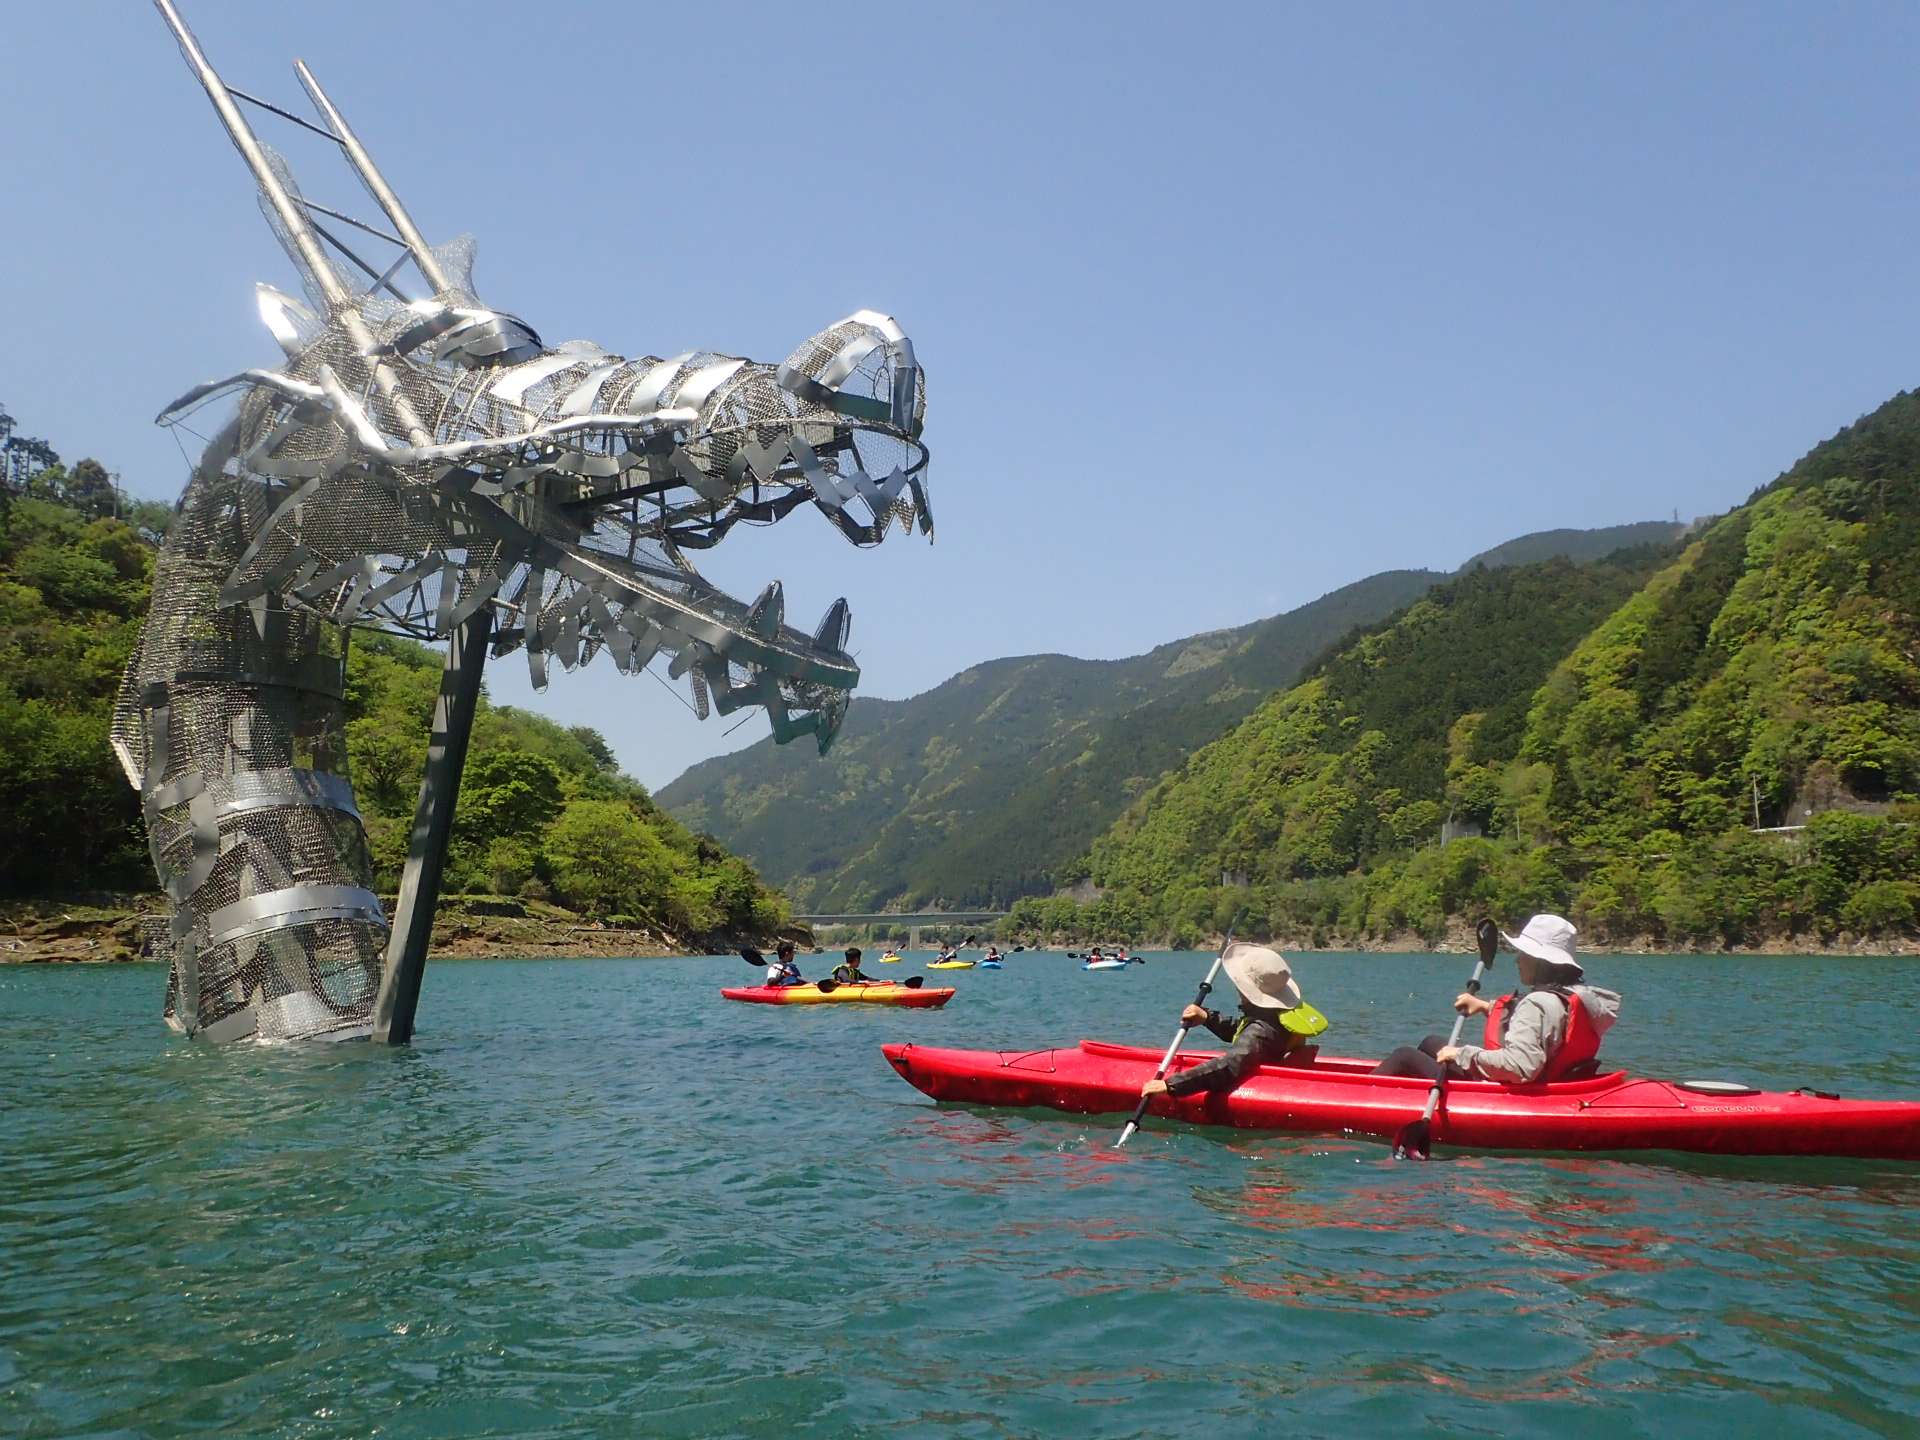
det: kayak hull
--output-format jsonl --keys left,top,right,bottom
{"left": 724, "top": 984, "right": 954, "bottom": 1008}
{"left": 1082, "top": 960, "right": 1128, "bottom": 971}
{"left": 879, "top": 1040, "right": 1920, "bottom": 1160}
{"left": 926, "top": 961, "right": 975, "bottom": 970}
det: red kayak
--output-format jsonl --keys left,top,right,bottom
{"left": 880, "top": 1039, "right": 1920, "bottom": 1160}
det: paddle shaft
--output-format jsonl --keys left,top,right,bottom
{"left": 1411, "top": 956, "right": 1490, "bottom": 1126}
{"left": 1114, "top": 931, "right": 1235, "bottom": 1149}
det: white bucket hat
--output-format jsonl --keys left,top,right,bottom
{"left": 1221, "top": 942, "right": 1304, "bottom": 1011}
{"left": 1501, "top": 914, "right": 1583, "bottom": 983}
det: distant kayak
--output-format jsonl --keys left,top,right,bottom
{"left": 927, "top": 959, "right": 976, "bottom": 970}
{"left": 722, "top": 983, "right": 954, "bottom": 1008}
{"left": 978, "top": 959, "right": 1003, "bottom": 969}
{"left": 1082, "top": 959, "right": 1129, "bottom": 971}
{"left": 881, "top": 1039, "right": 1920, "bottom": 1159}
{"left": 878, "top": 954, "right": 902, "bottom": 963}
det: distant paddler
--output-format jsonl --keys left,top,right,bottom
{"left": 1137, "top": 944, "right": 1329, "bottom": 1103}
{"left": 832, "top": 947, "right": 878, "bottom": 984}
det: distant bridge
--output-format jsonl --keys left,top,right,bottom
{"left": 795, "top": 911, "right": 1008, "bottom": 947}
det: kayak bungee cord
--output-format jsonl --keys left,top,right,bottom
{"left": 1392, "top": 918, "right": 1499, "bottom": 1160}
{"left": 1114, "top": 918, "right": 1241, "bottom": 1149}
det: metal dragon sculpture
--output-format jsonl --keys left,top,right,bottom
{"left": 111, "top": 1, "right": 930, "bottom": 1044}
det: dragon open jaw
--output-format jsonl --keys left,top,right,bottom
{"left": 146, "top": 272, "right": 931, "bottom": 757}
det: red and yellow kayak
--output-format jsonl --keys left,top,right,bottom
{"left": 723, "top": 982, "right": 954, "bottom": 1008}
{"left": 880, "top": 1039, "right": 1920, "bottom": 1159}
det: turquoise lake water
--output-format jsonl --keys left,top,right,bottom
{"left": 4, "top": 950, "right": 1919, "bottom": 1438}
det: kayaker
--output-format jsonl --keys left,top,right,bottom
{"left": 983, "top": 946, "right": 1002, "bottom": 963}
{"left": 1139, "top": 943, "right": 1330, "bottom": 1100}
{"left": 765, "top": 940, "right": 805, "bottom": 988}
{"left": 832, "top": 947, "right": 875, "bottom": 984}
{"left": 1371, "top": 914, "right": 1622, "bottom": 1084}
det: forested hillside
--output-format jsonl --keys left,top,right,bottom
{"left": 1457, "top": 520, "right": 1685, "bottom": 571}
{"left": 660, "top": 568, "right": 1441, "bottom": 909}
{"left": 0, "top": 464, "right": 787, "bottom": 944}
{"left": 1045, "top": 391, "right": 1920, "bottom": 949}
{"left": 662, "top": 521, "right": 1688, "bottom": 912}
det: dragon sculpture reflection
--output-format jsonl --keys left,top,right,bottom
{"left": 111, "top": 2, "right": 930, "bottom": 1043}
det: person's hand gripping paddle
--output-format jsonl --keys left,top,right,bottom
{"left": 1392, "top": 918, "right": 1499, "bottom": 1160}
{"left": 1114, "top": 923, "right": 1238, "bottom": 1149}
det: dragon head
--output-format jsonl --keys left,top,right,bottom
{"left": 157, "top": 238, "right": 929, "bottom": 754}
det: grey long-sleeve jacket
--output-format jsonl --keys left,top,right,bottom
{"left": 1164, "top": 1008, "right": 1295, "bottom": 1097}
{"left": 1449, "top": 984, "right": 1622, "bottom": 1083}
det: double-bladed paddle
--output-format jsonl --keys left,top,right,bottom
{"left": 1113, "top": 921, "right": 1240, "bottom": 1149}
{"left": 1392, "top": 918, "right": 1500, "bottom": 1160}
{"left": 735, "top": 950, "right": 922, "bottom": 991}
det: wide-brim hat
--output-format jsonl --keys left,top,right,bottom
{"left": 1501, "top": 914, "right": 1583, "bottom": 982}
{"left": 1222, "top": 942, "right": 1304, "bottom": 1011}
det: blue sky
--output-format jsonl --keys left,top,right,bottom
{"left": 5, "top": 2, "right": 1918, "bottom": 787}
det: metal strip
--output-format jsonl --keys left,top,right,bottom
{"left": 172, "top": 656, "right": 346, "bottom": 701}
{"left": 670, "top": 358, "right": 745, "bottom": 413}
{"left": 817, "top": 333, "right": 884, "bottom": 391}
{"left": 558, "top": 360, "right": 625, "bottom": 416}
{"left": 620, "top": 354, "right": 692, "bottom": 413}
{"left": 488, "top": 353, "right": 583, "bottom": 405}
{"left": 203, "top": 884, "right": 387, "bottom": 950}
{"left": 214, "top": 768, "right": 361, "bottom": 822}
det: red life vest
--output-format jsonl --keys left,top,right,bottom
{"left": 1482, "top": 986, "right": 1602, "bottom": 1082}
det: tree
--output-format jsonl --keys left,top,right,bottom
{"left": 458, "top": 750, "right": 565, "bottom": 844}
{"left": 65, "top": 460, "right": 117, "bottom": 518}
{"left": 546, "top": 800, "right": 673, "bottom": 916}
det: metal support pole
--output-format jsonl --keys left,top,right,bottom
{"left": 373, "top": 612, "right": 492, "bottom": 1044}
{"left": 293, "top": 59, "right": 454, "bottom": 295}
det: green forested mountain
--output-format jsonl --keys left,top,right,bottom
{"left": 1457, "top": 520, "right": 1685, "bottom": 571}
{"left": 658, "top": 521, "right": 1690, "bottom": 912}
{"left": 0, "top": 468, "right": 786, "bottom": 941}
{"left": 660, "top": 568, "right": 1440, "bottom": 910}
{"left": 1048, "top": 391, "right": 1920, "bottom": 948}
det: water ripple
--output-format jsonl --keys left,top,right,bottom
{"left": 3, "top": 953, "right": 1917, "bottom": 1437}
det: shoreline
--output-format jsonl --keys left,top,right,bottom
{"left": 0, "top": 895, "right": 786, "bottom": 966}
{"left": 5, "top": 897, "right": 1908, "bottom": 963}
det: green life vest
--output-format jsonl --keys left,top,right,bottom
{"left": 1235, "top": 1002, "right": 1329, "bottom": 1041}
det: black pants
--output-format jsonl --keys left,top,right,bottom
{"left": 1372, "top": 1034, "right": 1465, "bottom": 1081}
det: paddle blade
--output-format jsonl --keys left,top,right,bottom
{"left": 1391, "top": 1119, "right": 1434, "bottom": 1161}
{"left": 904, "top": 975, "right": 924, "bottom": 989}
{"left": 1476, "top": 918, "right": 1498, "bottom": 967}
{"left": 740, "top": 948, "right": 766, "bottom": 966}
{"left": 814, "top": 977, "right": 837, "bottom": 993}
